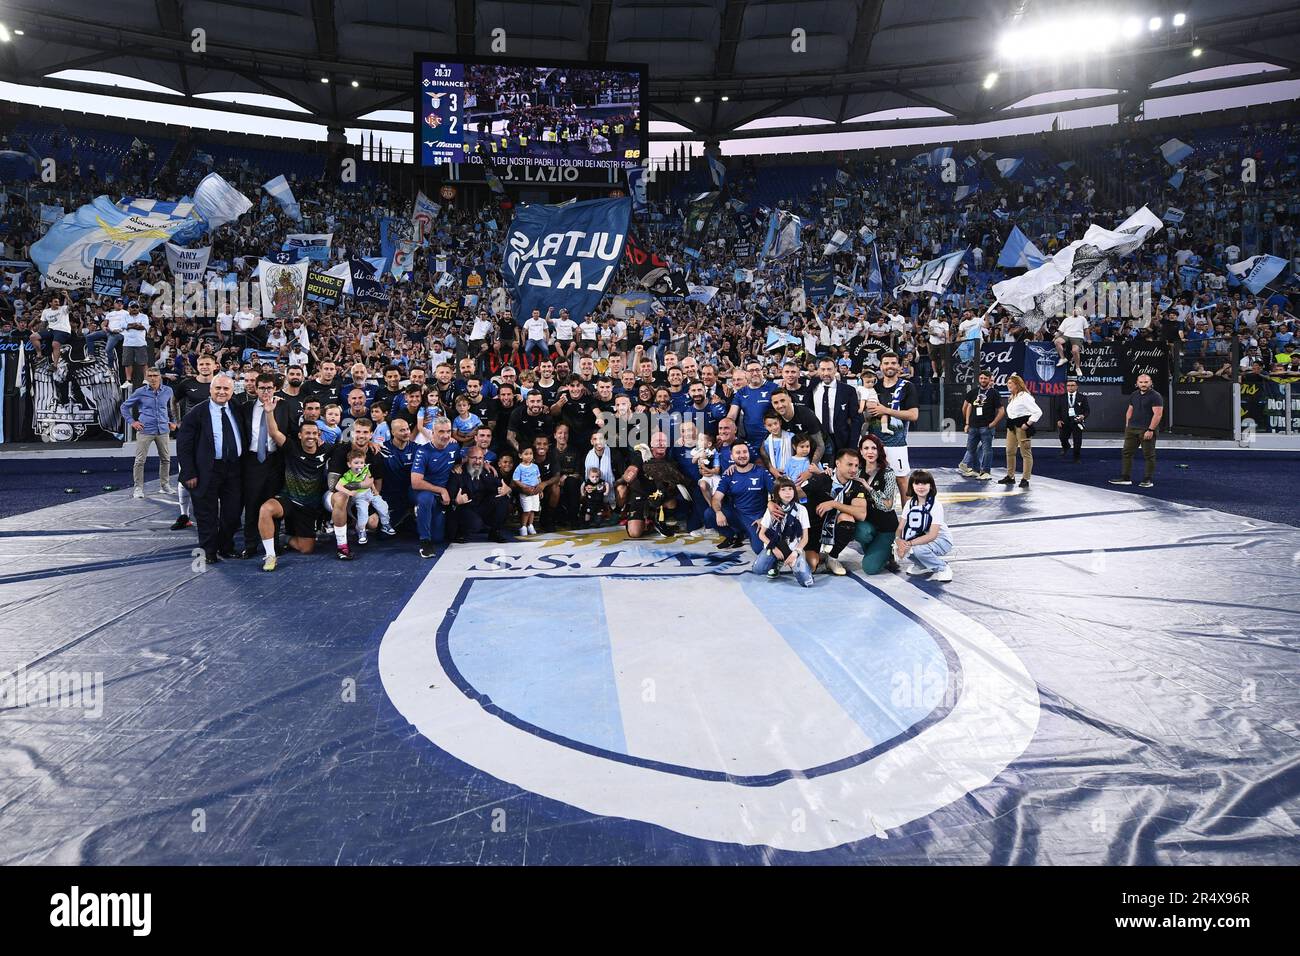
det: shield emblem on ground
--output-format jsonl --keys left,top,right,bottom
{"left": 379, "top": 536, "right": 1040, "bottom": 852}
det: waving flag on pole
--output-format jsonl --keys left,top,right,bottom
{"left": 913, "top": 146, "right": 953, "bottom": 167}
{"left": 993, "top": 206, "right": 1163, "bottom": 331}
{"left": 707, "top": 154, "right": 727, "bottom": 188}
{"left": 262, "top": 175, "right": 302, "bottom": 222}
{"left": 1168, "top": 169, "right": 1185, "bottom": 189}
{"left": 997, "top": 226, "right": 1046, "bottom": 269}
{"left": 1227, "top": 255, "right": 1288, "bottom": 294}
{"left": 32, "top": 196, "right": 193, "bottom": 289}
{"left": 995, "top": 158, "right": 1024, "bottom": 178}
{"left": 865, "top": 243, "right": 883, "bottom": 299}
{"left": 1159, "top": 138, "right": 1194, "bottom": 166}
{"left": 193, "top": 173, "right": 252, "bottom": 231}
{"left": 954, "top": 184, "right": 979, "bottom": 203}
{"left": 822, "top": 229, "right": 851, "bottom": 257}
{"left": 894, "top": 248, "right": 967, "bottom": 296}
{"left": 760, "top": 209, "right": 807, "bottom": 262}
{"left": 116, "top": 197, "right": 205, "bottom": 244}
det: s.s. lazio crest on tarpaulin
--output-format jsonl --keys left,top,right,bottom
{"left": 503, "top": 197, "right": 631, "bottom": 324}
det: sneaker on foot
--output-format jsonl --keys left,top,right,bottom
{"left": 381, "top": 525, "right": 397, "bottom": 537}
{"left": 170, "top": 515, "right": 191, "bottom": 530}
{"left": 766, "top": 567, "right": 779, "bottom": 578}
{"left": 825, "top": 556, "right": 847, "bottom": 576}
{"left": 1055, "top": 357, "right": 1068, "bottom": 366}
{"left": 905, "top": 563, "right": 931, "bottom": 576}
{"left": 932, "top": 568, "right": 953, "bottom": 583}
{"left": 159, "top": 484, "right": 174, "bottom": 495}
{"left": 419, "top": 540, "right": 437, "bottom": 558}
{"left": 978, "top": 472, "right": 992, "bottom": 481}
{"left": 997, "top": 475, "right": 1016, "bottom": 485}
{"left": 356, "top": 530, "right": 368, "bottom": 545}
{"left": 1139, "top": 480, "right": 1154, "bottom": 488}
{"left": 1019, "top": 479, "right": 1030, "bottom": 489}
{"left": 957, "top": 464, "right": 974, "bottom": 477}
{"left": 336, "top": 544, "right": 354, "bottom": 560}
{"left": 132, "top": 487, "right": 145, "bottom": 499}
{"left": 1108, "top": 477, "right": 1133, "bottom": 486}
{"left": 261, "top": 555, "right": 278, "bottom": 572}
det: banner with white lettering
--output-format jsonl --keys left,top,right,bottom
{"left": 284, "top": 233, "right": 333, "bottom": 262}
{"left": 502, "top": 197, "right": 631, "bottom": 324}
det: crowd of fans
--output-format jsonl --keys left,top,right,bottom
{"left": 1, "top": 113, "right": 1299, "bottom": 578}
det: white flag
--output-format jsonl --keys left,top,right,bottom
{"left": 164, "top": 243, "right": 212, "bottom": 285}
{"left": 194, "top": 173, "right": 252, "bottom": 231}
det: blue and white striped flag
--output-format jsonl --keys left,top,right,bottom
{"left": 707, "top": 154, "right": 727, "bottom": 188}
{"left": 865, "top": 244, "right": 883, "bottom": 299}
{"left": 954, "top": 184, "right": 979, "bottom": 203}
{"left": 895, "top": 248, "right": 966, "bottom": 296}
{"left": 262, "top": 175, "right": 302, "bottom": 222}
{"left": 1168, "top": 169, "right": 1185, "bottom": 189}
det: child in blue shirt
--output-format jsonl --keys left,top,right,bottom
{"left": 451, "top": 394, "right": 482, "bottom": 446}
{"left": 511, "top": 446, "right": 542, "bottom": 536}
{"left": 783, "top": 433, "right": 814, "bottom": 503}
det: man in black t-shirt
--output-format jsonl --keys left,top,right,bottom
{"left": 327, "top": 418, "right": 383, "bottom": 558}
{"left": 507, "top": 390, "right": 553, "bottom": 451}
{"left": 553, "top": 375, "right": 598, "bottom": 454}
{"left": 959, "top": 368, "right": 1003, "bottom": 479}
{"left": 257, "top": 418, "right": 333, "bottom": 571}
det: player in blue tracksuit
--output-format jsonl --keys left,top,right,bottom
{"left": 377, "top": 418, "right": 419, "bottom": 529}
{"left": 727, "top": 362, "right": 776, "bottom": 453}
{"left": 710, "top": 442, "right": 774, "bottom": 552}
{"left": 411, "top": 418, "right": 461, "bottom": 558}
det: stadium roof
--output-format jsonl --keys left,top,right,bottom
{"left": 1, "top": 0, "right": 1298, "bottom": 140}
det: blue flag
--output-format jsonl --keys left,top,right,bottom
{"left": 707, "top": 154, "right": 727, "bottom": 188}
{"left": 502, "top": 197, "right": 631, "bottom": 325}
{"left": 1227, "top": 254, "right": 1288, "bottom": 294}
{"left": 866, "top": 243, "right": 883, "bottom": 299}
{"left": 997, "top": 226, "right": 1046, "bottom": 269}
{"left": 626, "top": 166, "right": 649, "bottom": 213}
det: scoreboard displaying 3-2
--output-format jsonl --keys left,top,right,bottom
{"left": 414, "top": 54, "right": 647, "bottom": 172}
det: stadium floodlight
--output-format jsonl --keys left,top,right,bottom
{"left": 1122, "top": 17, "right": 1142, "bottom": 37}
{"left": 983, "top": 72, "right": 998, "bottom": 90}
{"left": 0, "top": 24, "right": 10, "bottom": 42}
{"left": 351, "top": 80, "right": 359, "bottom": 87}
{"left": 693, "top": 95, "right": 701, "bottom": 103}
{"left": 13, "top": 29, "right": 22, "bottom": 35}
{"left": 321, "top": 76, "right": 330, "bottom": 83}
{"left": 1148, "top": 17, "right": 1162, "bottom": 31}
{"left": 998, "top": 17, "right": 1118, "bottom": 61}
{"left": 1173, "top": 13, "right": 1186, "bottom": 27}
{"left": 1192, "top": 47, "right": 1202, "bottom": 57}
{"left": 721, "top": 95, "right": 729, "bottom": 101}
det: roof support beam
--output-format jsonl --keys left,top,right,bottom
{"left": 839, "top": 0, "right": 886, "bottom": 121}
{"left": 456, "top": 0, "right": 476, "bottom": 55}
{"left": 588, "top": 0, "right": 613, "bottom": 62}
{"left": 311, "top": 0, "right": 339, "bottom": 59}
{"left": 155, "top": 0, "right": 191, "bottom": 97}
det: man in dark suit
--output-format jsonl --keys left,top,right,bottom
{"left": 448, "top": 445, "right": 511, "bottom": 544}
{"left": 238, "top": 372, "right": 292, "bottom": 558}
{"left": 177, "top": 373, "right": 244, "bottom": 563}
{"left": 803, "top": 358, "right": 860, "bottom": 456}
{"left": 1052, "top": 377, "right": 1090, "bottom": 461}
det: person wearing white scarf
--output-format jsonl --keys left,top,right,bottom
{"left": 585, "top": 436, "right": 616, "bottom": 506}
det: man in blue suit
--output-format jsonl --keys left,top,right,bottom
{"left": 177, "top": 373, "right": 244, "bottom": 564}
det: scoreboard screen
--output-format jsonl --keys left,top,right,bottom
{"left": 414, "top": 55, "right": 646, "bottom": 172}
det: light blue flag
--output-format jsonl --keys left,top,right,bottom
{"left": 992, "top": 208, "right": 1010, "bottom": 221}
{"left": 1160, "top": 138, "right": 1194, "bottom": 166}
{"left": 760, "top": 210, "right": 806, "bottom": 262}
{"left": 117, "top": 196, "right": 205, "bottom": 244}
{"left": 707, "top": 154, "right": 727, "bottom": 188}
{"left": 915, "top": 146, "right": 953, "bottom": 167}
{"left": 895, "top": 248, "right": 966, "bottom": 295}
{"left": 1168, "top": 169, "right": 1185, "bottom": 189}
{"left": 997, "top": 226, "right": 1046, "bottom": 269}
{"left": 764, "top": 328, "right": 800, "bottom": 352}
{"left": 954, "top": 185, "right": 978, "bottom": 203}
{"left": 858, "top": 226, "right": 876, "bottom": 246}
{"left": 1227, "top": 254, "right": 1288, "bottom": 294}
{"left": 32, "top": 195, "right": 190, "bottom": 288}
{"left": 262, "top": 175, "right": 302, "bottom": 222}
{"left": 995, "top": 157, "right": 1023, "bottom": 178}
{"left": 193, "top": 173, "right": 252, "bottom": 230}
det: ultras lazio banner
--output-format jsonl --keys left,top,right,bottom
{"left": 503, "top": 197, "right": 631, "bottom": 324}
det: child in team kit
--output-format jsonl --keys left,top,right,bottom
{"left": 895, "top": 469, "right": 954, "bottom": 582}
{"left": 859, "top": 369, "right": 893, "bottom": 436}
{"left": 512, "top": 446, "right": 542, "bottom": 536}
{"left": 578, "top": 467, "right": 610, "bottom": 528}
{"left": 338, "top": 448, "right": 396, "bottom": 545}
{"left": 759, "top": 411, "right": 793, "bottom": 479}
{"left": 752, "top": 478, "right": 813, "bottom": 587}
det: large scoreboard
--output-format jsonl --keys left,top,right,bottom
{"left": 414, "top": 54, "right": 647, "bottom": 173}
